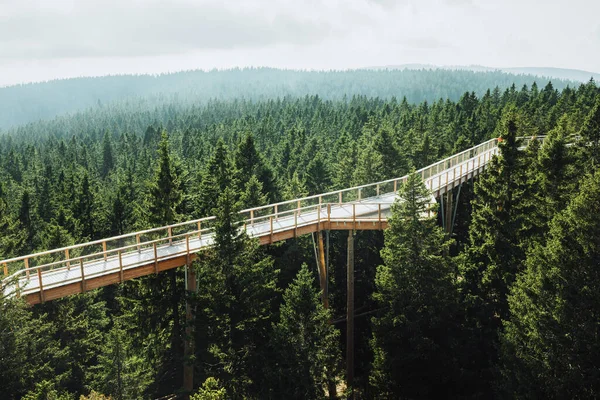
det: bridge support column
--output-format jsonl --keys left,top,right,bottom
{"left": 183, "top": 264, "right": 197, "bottom": 398}
{"left": 346, "top": 230, "right": 355, "bottom": 398}
{"left": 317, "top": 231, "right": 329, "bottom": 309}
{"left": 444, "top": 189, "right": 453, "bottom": 234}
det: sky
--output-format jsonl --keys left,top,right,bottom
{"left": 1, "top": 0, "right": 599, "bottom": 86}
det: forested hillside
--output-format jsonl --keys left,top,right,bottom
{"left": 0, "top": 68, "right": 576, "bottom": 130}
{"left": 2, "top": 78, "right": 600, "bottom": 399}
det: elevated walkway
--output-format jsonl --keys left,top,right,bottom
{"left": 2, "top": 137, "right": 507, "bottom": 304}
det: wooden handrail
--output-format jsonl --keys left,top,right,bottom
{"left": 5, "top": 136, "right": 545, "bottom": 285}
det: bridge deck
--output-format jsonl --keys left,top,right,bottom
{"left": 2, "top": 138, "right": 504, "bottom": 304}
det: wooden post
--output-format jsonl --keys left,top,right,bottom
{"left": 270, "top": 216, "right": 274, "bottom": 243}
{"left": 80, "top": 258, "right": 86, "bottom": 293}
{"left": 3, "top": 262, "right": 7, "bottom": 277}
{"left": 102, "top": 241, "right": 107, "bottom": 261}
{"left": 347, "top": 231, "right": 355, "bottom": 397}
{"left": 250, "top": 210, "right": 254, "bottom": 225}
{"left": 25, "top": 258, "right": 30, "bottom": 279}
{"left": 294, "top": 210, "right": 298, "bottom": 238}
{"left": 186, "top": 235, "right": 191, "bottom": 265}
{"left": 394, "top": 179, "right": 397, "bottom": 192}
{"left": 168, "top": 226, "right": 173, "bottom": 245}
{"left": 297, "top": 200, "right": 301, "bottom": 216}
{"left": 317, "top": 203, "right": 321, "bottom": 230}
{"left": 327, "top": 204, "right": 331, "bottom": 223}
{"left": 453, "top": 165, "right": 456, "bottom": 189}
{"left": 136, "top": 234, "right": 141, "bottom": 252}
{"left": 183, "top": 261, "right": 197, "bottom": 397}
{"left": 378, "top": 203, "right": 382, "bottom": 228}
{"left": 118, "top": 250, "right": 124, "bottom": 283}
{"left": 65, "top": 248, "right": 71, "bottom": 270}
{"left": 274, "top": 205, "right": 278, "bottom": 220}
{"left": 37, "top": 268, "right": 45, "bottom": 303}
{"left": 358, "top": 188, "right": 361, "bottom": 201}
{"left": 352, "top": 203, "right": 356, "bottom": 227}
{"left": 339, "top": 192, "right": 343, "bottom": 204}
{"left": 153, "top": 242, "right": 159, "bottom": 274}
{"left": 197, "top": 221, "right": 202, "bottom": 240}
{"left": 376, "top": 184, "right": 380, "bottom": 196}
{"left": 317, "top": 232, "right": 329, "bottom": 309}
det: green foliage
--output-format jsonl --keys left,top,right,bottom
{"left": 501, "top": 170, "right": 600, "bottom": 398}
{"left": 370, "top": 172, "right": 459, "bottom": 398}
{"left": 0, "top": 76, "right": 598, "bottom": 398}
{"left": 190, "top": 378, "right": 227, "bottom": 400}
{"left": 194, "top": 187, "right": 279, "bottom": 398}
{"left": 147, "top": 131, "right": 182, "bottom": 226}
{"left": 269, "top": 264, "right": 341, "bottom": 398}
{"left": 89, "top": 319, "right": 151, "bottom": 400}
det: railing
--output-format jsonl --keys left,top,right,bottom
{"left": 3, "top": 135, "right": 535, "bottom": 300}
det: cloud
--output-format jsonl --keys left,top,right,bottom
{"left": 0, "top": 0, "right": 334, "bottom": 59}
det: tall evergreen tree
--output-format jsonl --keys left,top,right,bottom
{"left": 458, "top": 110, "right": 543, "bottom": 394}
{"left": 194, "top": 187, "right": 279, "bottom": 398}
{"left": 269, "top": 264, "right": 341, "bottom": 398}
{"left": 147, "top": 131, "right": 182, "bottom": 226}
{"left": 370, "top": 172, "right": 458, "bottom": 398}
{"left": 501, "top": 170, "right": 600, "bottom": 398}
{"left": 73, "top": 173, "right": 95, "bottom": 240}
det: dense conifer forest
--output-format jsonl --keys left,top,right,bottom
{"left": 0, "top": 68, "right": 576, "bottom": 129}
{"left": 2, "top": 71, "right": 600, "bottom": 399}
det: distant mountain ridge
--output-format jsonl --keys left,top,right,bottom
{"left": 368, "top": 64, "right": 600, "bottom": 83}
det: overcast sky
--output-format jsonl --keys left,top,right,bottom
{"left": 1, "top": 0, "right": 599, "bottom": 86}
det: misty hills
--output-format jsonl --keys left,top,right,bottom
{"left": 371, "top": 64, "right": 600, "bottom": 83}
{"left": 0, "top": 67, "right": 580, "bottom": 130}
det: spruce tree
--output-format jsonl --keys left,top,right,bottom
{"left": 578, "top": 98, "right": 600, "bottom": 168}
{"left": 101, "top": 131, "right": 115, "bottom": 178}
{"left": 194, "top": 187, "right": 279, "bottom": 398}
{"left": 458, "top": 110, "right": 544, "bottom": 394}
{"left": 233, "top": 133, "right": 276, "bottom": 201}
{"left": 197, "top": 139, "right": 232, "bottom": 217}
{"left": 74, "top": 173, "right": 95, "bottom": 240}
{"left": 501, "top": 170, "right": 600, "bottom": 398}
{"left": 147, "top": 131, "right": 182, "bottom": 226}
{"left": 370, "top": 172, "right": 458, "bottom": 398}
{"left": 269, "top": 264, "right": 341, "bottom": 398}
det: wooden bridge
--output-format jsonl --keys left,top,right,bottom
{"left": 1, "top": 137, "right": 515, "bottom": 305}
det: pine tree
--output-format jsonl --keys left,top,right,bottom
{"left": 197, "top": 139, "right": 232, "bottom": 217}
{"left": 578, "top": 98, "right": 600, "bottom": 168}
{"left": 269, "top": 264, "right": 341, "bottom": 398}
{"left": 370, "top": 172, "right": 458, "bottom": 398}
{"left": 101, "top": 131, "right": 115, "bottom": 178}
{"left": 233, "top": 133, "right": 277, "bottom": 201}
{"left": 17, "top": 189, "right": 36, "bottom": 252}
{"left": 0, "top": 185, "right": 21, "bottom": 259}
{"left": 90, "top": 319, "right": 152, "bottom": 400}
{"left": 147, "top": 131, "right": 182, "bottom": 226}
{"left": 458, "top": 110, "right": 543, "bottom": 394}
{"left": 240, "top": 175, "right": 268, "bottom": 208}
{"left": 501, "top": 170, "right": 600, "bottom": 398}
{"left": 74, "top": 173, "right": 95, "bottom": 240}
{"left": 305, "top": 153, "right": 332, "bottom": 194}
{"left": 194, "top": 187, "right": 279, "bottom": 398}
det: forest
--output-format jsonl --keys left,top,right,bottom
{"left": 0, "top": 67, "right": 576, "bottom": 130}
{"left": 1, "top": 73, "right": 600, "bottom": 399}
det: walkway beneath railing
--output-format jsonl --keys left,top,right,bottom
{"left": 2, "top": 137, "right": 509, "bottom": 304}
